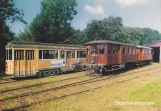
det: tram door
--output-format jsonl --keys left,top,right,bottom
{"left": 14, "top": 50, "right": 35, "bottom": 77}
{"left": 66, "top": 51, "right": 71, "bottom": 71}
{"left": 14, "top": 50, "right": 24, "bottom": 77}
{"left": 25, "top": 50, "right": 35, "bottom": 76}
{"left": 66, "top": 51, "right": 75, "bottom": 71}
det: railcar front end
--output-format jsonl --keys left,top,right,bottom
{"left": 85, "top": 40, "right": 153, "bottom": 76}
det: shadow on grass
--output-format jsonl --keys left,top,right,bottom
{"left": 0, "top": 73, "right": 7, "bottom": 79}
{"left": 11, "top": 71, "right": 81, "bottom": 81}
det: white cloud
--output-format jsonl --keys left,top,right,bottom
{"left": 116, "top": 0, "right": 149, "bottom": 6}
{"left": 84, "top": 4, "right": 106, "bottom": 16}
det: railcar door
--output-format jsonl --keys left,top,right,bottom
{"left": 25, "top": 50, "right": 35, "bottom": 76}
{"left": 136, "top": 48, "right": 141, "bottom": 61}
{"left": 108, "top": 44, "right": 119, "bottom": 65}
{"left": 121, "top": 46, "right": 127, "bottom": 63}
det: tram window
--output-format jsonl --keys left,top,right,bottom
{"left": 77, "top": 51, "right": 86, "bottom": 58}
{"left": 9, "top": 50, "right": 12, "bottom": 60}
{"left": 60, "top": 50, "right": 65, "bottom": 58}
{"left": 43, "top": 50, "right": 58, "bottom": 59}
{"left": 66, "top": 51, "right": 71, "bottom": 58}
{"left": 99, "top": 45, "right": 105, "bottom": 54}
{"left": 14, "top": 50, "right": 24, "bottom": 60}
{"left": 72, "top": 51, "right": 75, "bottom": 58}
{"left": 39, "top": 50, "right": 42, "bottom": 59}
{"left": 26, "top": 50, "right": 34, "bottom": 60}
{"left": 6, "top": 49, "right": 12, "bottom": 60}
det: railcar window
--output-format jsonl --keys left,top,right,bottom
{"left": 122, "top": 47, "right": 126, "bottom": 54}
{"left": 60, "top": 50, "right": 65, "bottom": 58}
{"left": 108, "top": 46, "right": 112, "bottom": 54}
{"left": 43, "top": 50, "right": 58, "bottom": 59}
{"left": 149, "top": 49, "right": 151, "bottom": 54}
{"left": 77, "top": 51, "right": 86, "bottom": 58}
{"left": 151, "top": 50, "right": 154, "bottom": 54}
{"left": 113, "top": 46, "right": 119, "bottom": 54}
{"left": 92, "top": 45, "right": 98, "bottom": 54}
{"left": 87, "top": 48, "right": 91, "bottom": 54}
{"left": 128, "top": 48, "right": 131, "bottom": 54}
{"left": 99, "top": 45, "right": 105, "bottom": 54}
{"left": 14, "top": 50, "right": 24, "bottom": 60}
{"left": 39, "top": 50, "right": 42, "bottom": 59}
{"left": 133, "top": 49, "right": 136, "bottom": 54}
{"left": 144, "top": 49, "right": 147, "bottom": 54}
{"left": 131, "top": 48, "right": 133, "bottom": 54}
{"left": 86, "top": 48, "right": 88, "bottom": 54}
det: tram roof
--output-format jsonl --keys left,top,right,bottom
{"left": 6, "top": 41, "right": 85, "bottom": 49}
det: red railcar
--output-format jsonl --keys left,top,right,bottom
{"left": 85, "top": 40, "right": 153, "bottom": 76}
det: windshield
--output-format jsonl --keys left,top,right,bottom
{"left": 87, "top": 45, "right": 98, "bottom": 54}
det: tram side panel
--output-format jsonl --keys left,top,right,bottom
{"left": 5, "top": 48, "right": 86, "bottom": 77}
{"left": 35, "top": 50, "right": 86, "bottom": 73}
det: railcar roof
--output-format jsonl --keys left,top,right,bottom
{"left": 136, "top": 45, "right": 152, "bottom": 49}
{"left": 86, "top": 40, "right": 136, "bottom": 46}
{"left": 86, "top": 40, "right": 151, "bottom": 49}
{"left": 6, "top": 41, "right": 85, "bottom": 49}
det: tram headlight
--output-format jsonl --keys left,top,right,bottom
{"left": 36, "top": 69, "right": 39, "bottom": 73}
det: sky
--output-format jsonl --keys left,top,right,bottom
{"left": 8, "top": 0, "right": 161, "bottom": 34}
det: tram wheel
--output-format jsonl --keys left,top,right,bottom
{"left": 37, "top": 72, "right": 43, "bottom": 78}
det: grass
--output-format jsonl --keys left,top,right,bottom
{"left": 30, "top": 64, "right": 161, "bottom": 111}
{"left": 1, "top": 63, "right": 161, "bottom": 111}
{"left": 126, "top": 79, "right": 161, "bottom": 107}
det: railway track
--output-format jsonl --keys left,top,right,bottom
{"left": 0, "top": 66, "right": 159, "bottom": 103}
{"left": 0, "top": 66, "right": 159, "bottom": 94}
{"left": 0, "top": 78, "right": 16, "bottom": 84}
{"left": 0, "top": 75, "right": 87, "bottom": 93}
{"left": 2, "top": 68, "right": 159, "bottom": 111}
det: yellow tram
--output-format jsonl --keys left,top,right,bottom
{"left": 5, "top": 42, "right": 86, "bottom": 77}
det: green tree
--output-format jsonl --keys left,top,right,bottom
{"left": 29, "top": 0, "right": 77, "bottom": 43}
{"left": 15, "top": 26, "right": 34, "bottom": 42}
{"left": 119, "top": 27, "right": 144, "bottom": 45}
{"left": 141, "top": 28, "right": 161, "bottom": 45}
{"left": 84, "top": 16, "right": 123, "bottom": 43}
{"left": 0, "top": 0, "right": 25, "bottom": 72}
